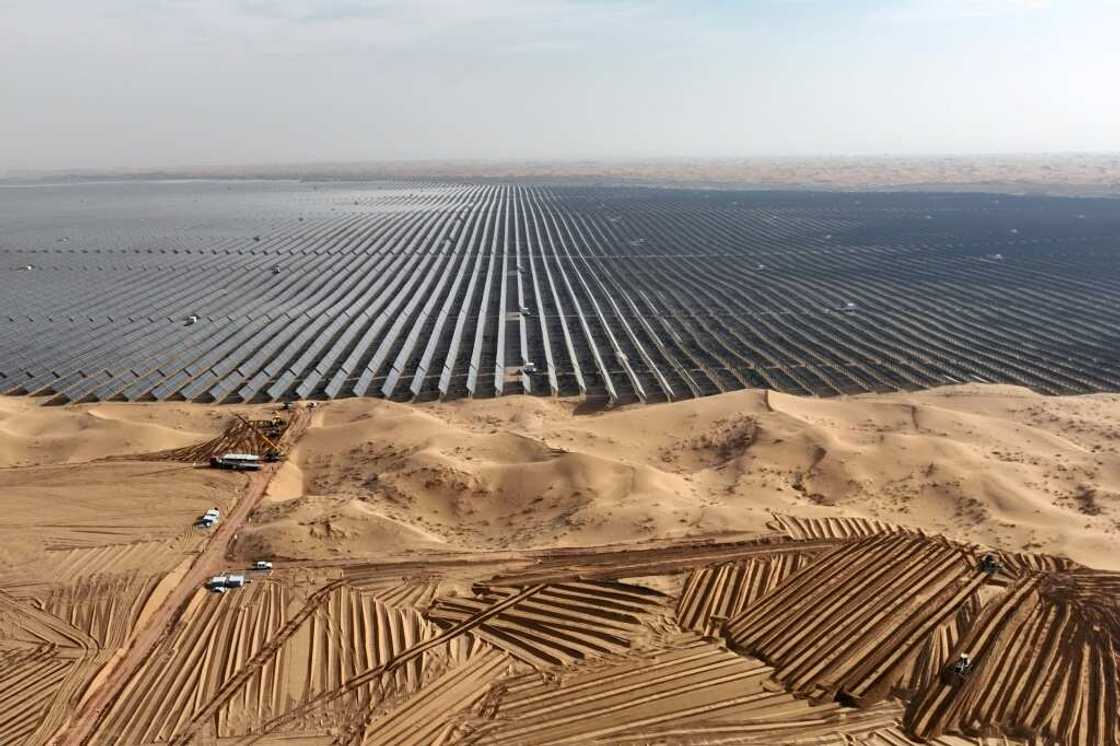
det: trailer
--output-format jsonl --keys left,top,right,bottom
{"left": 209, "top": 455, "right": 262, "bottom": 471}
{"left": 206, "top": 574, "right": 247, "bottom": 591}
{"left": 222, "top": 453, "right": 260, "bottom": 462}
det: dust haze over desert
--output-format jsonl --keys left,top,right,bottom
{"left": 3, "top": 1, "right": 1120, "bottom": 746}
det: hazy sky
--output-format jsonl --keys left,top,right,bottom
{"left": 2, "top": 0, "right": 1119, "bottom": 172}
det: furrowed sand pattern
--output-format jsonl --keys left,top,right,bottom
{"left": 471, "top": 634, "right": 902, "bottom": 745}
{"left": 103, "top": 414, "right": 291, "bottom": 463}
{"left": 144, "top": 531, "right": 1117, "bottom": 745}
{"left": 676, "top": 553, "right": 811, "bottom": 635}
{"left": 44, "top": 573, "right": 164, "bottom": 649}
{"left": 0, "top": 646, "right": 82, "bottom": 744}
{"left": 91, "top": 584, "right": 292, "bottom": 744}
{"left": 907, "top": 573, "right": 1119, "bottom": 745}
{"left": 426, "top": 580, "right": 669, "bottom": 669}
{"left": 3, "top": 389, "right": 1120, "bottom": 745}
{"left": 723, "top": 534, "right": 988, "bottom": 704}
{"left": 0, "top": 591, "right": 102, "bottom": 745}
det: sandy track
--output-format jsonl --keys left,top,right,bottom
{"left": 7, "top": 384, "right": 1120, "bottom": 746}
{"left": 51, "top": 407, "right": 310, "bottom": 746}
{"left": 88, "top": 584, "right": 290, "bottom": 744}
{"left": 484, "top": 536, "right": 838, "bottom": 586}
{"left": 327, "top": 533, "right": 837, "bottom": 589}
{"left": 16, "top": 505, "right": 1110, "bottom": 745}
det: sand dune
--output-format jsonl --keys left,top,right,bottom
{"left": 5, "top": 385, "right": 1120, "bottom": 745}
{"left": 0, "top": 397, "right": 221, "bottom": 467}
{"left": 238, "top": 384, "right": 1120, "bottom": 569}
{"left": 2, "top": 385, "right": 1118, "bottom": 568}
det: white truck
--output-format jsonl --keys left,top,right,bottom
{"left": 199, "top": 507, "right": 221, "bottom": 528}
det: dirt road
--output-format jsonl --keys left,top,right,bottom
{"left": 49, "top": 408, "right": 311, "bottom": 746}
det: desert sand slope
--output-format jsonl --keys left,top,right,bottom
{"left": 0, "top": 397, "right": 222, "bottom": 467}
{"left": 0, "top": 462, "right": 238, "bottom": 570}
{"left": 236, "top": 384, "right": 1120, "bottom": 570}
{"left": 0, "top": 385, "right": 1117, "bottom": 567}
{"left": 3, "top": 387, "right": 1120, "bottom": 746}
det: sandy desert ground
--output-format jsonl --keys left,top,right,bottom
{"left": 1, "top": 384, "right": 1119, "bottom": 745}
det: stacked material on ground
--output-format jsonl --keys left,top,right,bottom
{"left": 104, "top": 412, "right": 293, "bottom": 462}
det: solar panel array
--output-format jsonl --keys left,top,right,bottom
{"left": 2, "top": 181, "right": 1119, "bottom": 404}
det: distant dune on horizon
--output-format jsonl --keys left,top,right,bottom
{"left": 5, "top": 152, "right": 1120, "bottom": 197}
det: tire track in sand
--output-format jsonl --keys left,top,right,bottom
{"left": 50, "top": 406, "right": 311, "bottom": 746}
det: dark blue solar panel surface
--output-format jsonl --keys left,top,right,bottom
{"left": 2, "top": 180, "right": 1120, "bottom": 405}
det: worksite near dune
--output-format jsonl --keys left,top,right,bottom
{"left": 2, "top": 384, "right": 1120, "bottom": 745}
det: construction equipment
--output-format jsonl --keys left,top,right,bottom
{"left": 234, "top": 414, "right": 284, "bottom": 460}
{"left": 944, "top": 653, "right": 973, "bottom": 683}
{"left": 979, "top": 553, "right": 1002, "bottom": 574}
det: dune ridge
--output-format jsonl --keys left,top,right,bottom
{"left": 235, "top": 384, "right": 1120, "bottom": 569}
{"left": 2, "top": 385, "right": 1118, "bottom": 569}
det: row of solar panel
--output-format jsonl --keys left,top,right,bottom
{"left": 2, "top": 183, "right": 1120, "bottom": 406}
